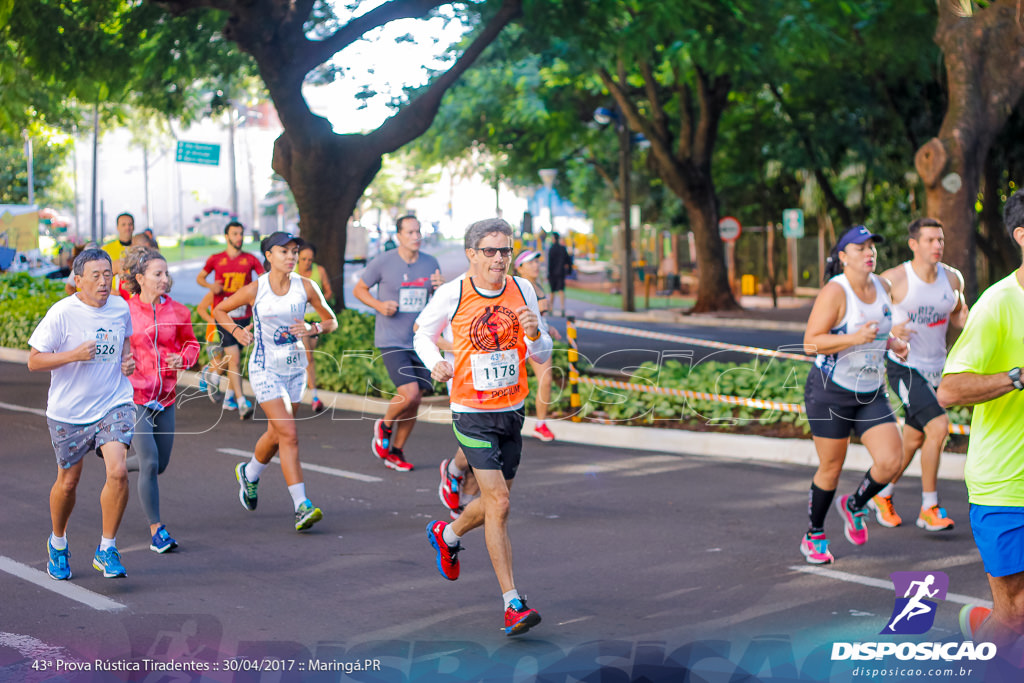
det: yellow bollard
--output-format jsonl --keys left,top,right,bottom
{"left": 567, "top": 316, "right": 581, "bottom": 422}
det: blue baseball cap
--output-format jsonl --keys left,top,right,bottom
{"left": 836, "top": 225, "right": 885, "bottom": 252}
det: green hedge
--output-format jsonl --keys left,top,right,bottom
{"left": 1, "top": 273, "right": 974, "bottom": 432}
{"left": 0, "top": 273, "right": 67, "bottom": 348}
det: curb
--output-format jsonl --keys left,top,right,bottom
{"left": 2, "top": 348, "right": 966, "bottom": 482}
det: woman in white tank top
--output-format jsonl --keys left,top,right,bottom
{"left": 798, "top": 225, "right": 909, "bottom": 566}
{"left": 213, "top": 231, "right": 338, "bottom": 532}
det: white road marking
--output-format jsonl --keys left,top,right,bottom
{"left": 790, "top": 565, "right": 993, "bottom": 608}
{"left": 217, "top": 448, "right": 383, "bottom": 482}
{"left": 0, "top": 631, "right": 79, "bottom": 661}
{"left": 0, "top": 401, "right": 47, "bottom": 417}
{"left": 0, "top": 556, "right": 126, "bottom": 611}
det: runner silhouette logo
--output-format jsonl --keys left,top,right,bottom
{"left": 881, "top": 571, "right": 948, "bottom": 635}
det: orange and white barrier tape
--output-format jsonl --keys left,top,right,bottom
{"left": 577, "top": 376, "right": 806, "bottom": 413}
{"left": 573, "top": 320, "right": 812, "bottom": 362}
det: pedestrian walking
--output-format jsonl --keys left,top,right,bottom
{"left": 546, "top": 232, "right": 571, "bottom": 317}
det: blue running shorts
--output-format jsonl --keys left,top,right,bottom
{"left": 969, "top": 504, "right": 1024, "bottom": 577}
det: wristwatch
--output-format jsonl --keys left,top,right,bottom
{"left": 1010, "top": 367, "right": 1024, "bottom": 391}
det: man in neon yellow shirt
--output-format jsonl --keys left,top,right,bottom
{"left": 938, "top": 188, "right": 1024, "bottom": 654}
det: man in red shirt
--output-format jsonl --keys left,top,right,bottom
{"left": 195, "top": 221, "right": 263, "bottom": 418}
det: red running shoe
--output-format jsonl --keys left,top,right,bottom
{"left": 383, "top": 447, "right": 414, "bottom": 472}
{"left": 504, "top": 597, "right": 541, "bottom": 636}
{"left": 438, "top": 458, "right": 463, "bottom": 511}
{"left": 533, "top": 423, "right": 555, "bottom": 442}
{"left": 959, "top": 605, "right": 991, "bottom": 641}
{"left": 371, "top": 419, "right": 392, "bottom": 460}
{"left": 426, "top": 520, "right": 460, "bottom": 580}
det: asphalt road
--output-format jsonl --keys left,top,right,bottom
{"left": 0, "top": 360, "right": 1008, "bottom": 682}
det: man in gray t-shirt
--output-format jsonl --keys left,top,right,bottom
{"left": 355, "top": 215, "right": 444, "bottom": 472}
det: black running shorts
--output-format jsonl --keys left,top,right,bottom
{"left": 886, "top": 358, "right": 946, "bottom": 432}
{"left": 380, "top": 347, "right": 434, "bottom": 394}
{"left": 804, "top": 365, "right": 897, "bottom": 439}
{"left": 452, "top": 408, "right": 525, "bottom": 480}
{"left": 216, "top": 316, "right": 251, "bottom": 349}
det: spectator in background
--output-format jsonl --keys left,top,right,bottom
{"left": 101, "top": 213, "right": 135, "bottom": 296}
{"left": 546, "top": 232, "right": 571, "bottom": 317}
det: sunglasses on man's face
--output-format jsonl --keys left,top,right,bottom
{"left": 476, "top": 247, "right": 513, "bottom": 258}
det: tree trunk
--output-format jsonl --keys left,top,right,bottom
{"left": 272, "top": 130, "right": 379, "bottom": 310}
{"left": 674, "top": 173, "right": 739, "bottom": 312}
{"left": 915, "top": 0, "right": 1024, "bottom": 300}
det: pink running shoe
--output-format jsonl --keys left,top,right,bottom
{"left": 835, "top": 494, "right": 869, "bottom": 545}
{"left": 799, "top": 531, "right": 835, "bottom": 564}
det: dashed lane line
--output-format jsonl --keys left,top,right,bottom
{"left": 0, "top": 556, "right": 126, "bottom": 611}
{"left": 217, "top": 448, "right": 383, "bottom": 483}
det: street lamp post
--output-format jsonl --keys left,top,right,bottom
{"left": 594, "top": 107, "right": 635, "bottom": 312}
{"left": 538, "top": 168, "right": 557, "bottom": 251}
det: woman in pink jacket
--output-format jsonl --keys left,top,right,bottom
{"left": 125, "top": 247, "right": 200, "bottom": 553}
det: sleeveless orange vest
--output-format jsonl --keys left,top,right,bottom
{"left": 449, "top": 276, "right": 530, "bottom": 410}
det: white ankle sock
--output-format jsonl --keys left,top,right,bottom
{"left": 442, "top": 524, "right": 461, "bottom": 547}
{"left": 503, "top": 589, "right": 521, "bottom": 608}
{"left": 99, "top": 536, "right": 116, "bottom": 551}
{"left": 50, "top": 534, "right": 67, "bottom": 551}
{"left": 448, "top": 459, "right": 465, "bottom": 478}
{"left": 922, "top": 491, "right": 939, "bottom": 509}
{"left": 288, "top": 483, "right": 308, "bottom": 510}
{"left": 245, "top": 457, "right": 267, "bottom": 482}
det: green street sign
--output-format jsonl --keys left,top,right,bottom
{"left": 175, "top": 141, "right": 221, "bottom": 166}
{"left": 782, "top": 208, "right": 804, "bottom": 238}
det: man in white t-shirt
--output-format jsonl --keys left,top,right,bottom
{"left": 28, "top": 248, "right": 137, "bottom": 581}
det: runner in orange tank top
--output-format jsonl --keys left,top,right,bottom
{"left": 414, "top": 218, "right": 553, "bottom": 637}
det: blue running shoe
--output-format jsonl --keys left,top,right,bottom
{"left": 150, "top": 525, "right": 178, "bottom": 553}
{"left": 224, "top": 395, "right": 239, "bottom": 411}
{"left": 198, "top": 377, "right": 208, "bottom": 392}
{"left": 46, "top": 538, "right": 71, "bottom": 580}
{"left": 504, "top": 598, "right": 541, "bottom": 636}
{"left": 92, "top": 546, "right": 126, "bottom": 578}
{"left": 294, "top": 499, "right": 323, "bottom": 531}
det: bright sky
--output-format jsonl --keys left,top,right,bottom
{"left": 304, "top": 2, "right": 469, "bottom": 134}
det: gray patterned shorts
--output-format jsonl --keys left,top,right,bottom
{"left": 46, "top": 403, "right": 136, "bottom": 469}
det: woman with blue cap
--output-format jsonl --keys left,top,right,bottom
{"left": 799, "top": 225, "right": 908, "bottom": 564}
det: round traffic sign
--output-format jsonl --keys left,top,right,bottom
{"left": 718, "top": 216, "right": 741, "bottom": 242}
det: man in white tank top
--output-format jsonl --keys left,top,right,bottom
{"left": 871, "top": 218, "right": 968, "bottom": 532}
